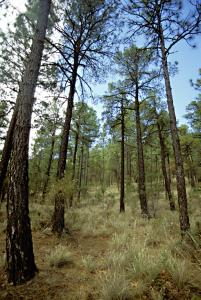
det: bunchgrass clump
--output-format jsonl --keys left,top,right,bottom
{"left": 47, "top": 244, "right": 73, "bottom": 268}
{"left": 82, "top": 255, "right": 96, "bottom": 273}
{"left": 166, "top": 256, "right": 200, "bottom": 289}
{"left": 99, "top": 271, "right": 132, "bottom": 300}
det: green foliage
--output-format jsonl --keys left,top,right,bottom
{"left": 185, "top": 91, "right": 201, "bottom": 136}
{"left": 48, "top": 175, "right": 74, "bottom": 206}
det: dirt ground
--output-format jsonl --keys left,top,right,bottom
{"left": 0, "top": 229, "right": 111, "bottom": 300}
{"left": 1, "top": 228, "right": 201, "bottom": 300}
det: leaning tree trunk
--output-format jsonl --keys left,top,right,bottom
{"left": 0, "top": 106, "right": 17, "bottom": 197}
{"left": 159, "top": 25, "right": 190, "bottom": 234}
{"left": 120, "top": 97, "right": 125, "bottom": 212}
{"left": 6, "top": 0, "right": 51, "bottom": 285}
{"left": 157, "top": 121, "right": 175, "bottom": 211}
{"left": 135, "top": 82, "right": 149, "bottom": 217}
{"left": 52, "top": 55, "right": 78, "bottom": 234}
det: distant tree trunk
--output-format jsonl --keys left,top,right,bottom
{"left": 120, "top": 97, "right": 125, "bottom": 212}
{"left": 85, "top": 146, "right": 89, "bottom": 187}
{"left": 72, "top": 130, "right": 79, "bottom": 181}
{"left": 188, "top": 153, "right": 196, "bottom": 188}
{"left": 42, "top": 128, "right": 56, "bottom": 198}
{"left": 77, "top": 144, "right": 84, "bottom": 202}
{"left": 157, "top": 121, "right": 175, "bottom": 211}
{"left": 0, "top": 107, "right": 17, "bottom": 197}
{"left": 6, "top": 0, "right": 51, "bottom": 285}
{"left": 189, "top": 169, "right": 196, "bottom": 188}
{"left": 69, "top": 129, "right": 79, "bottom": 207}
{"left": 158, "top": 23, "right": 190, "bottom": 233}
{"left": 135, "top": 82, "right": 149, "bottom": 217}
{"left": 166, "top": 153, "right": 171, "bottom": 185}
{"left": 126, "top": 145, "right": 132, "bottom": 184}
{"left": 52, "top": 54, "right": 78, "bottom": 234}
{"left": 52, "top": 191, "right": 64, "bottom": 233}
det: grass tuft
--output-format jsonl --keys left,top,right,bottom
{"left": 82, "top": 255, "right": 96, "bottom": 273}
{"left": 99, "top": 271, "right": 132, "bottom": 300}
{"left": 46, "top": 244, "right": 73, "bottom": 268}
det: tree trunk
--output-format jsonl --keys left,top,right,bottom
{"left": 0, "top": 106, "right": 17, "bottom": 196}
{"left": 42, "top": 128, "right": 56, "bottom": 198}
{"left": 69, "top": 129, "right": 79, "bottom": 207}
{"left": 6, "top": 0, "right": 51, "bottom": 285}
{"left": 77, "top": 144, "right": 84, "bottom": 202}
{"left": 188, "top": 154, "right": 196, "bottom": 188}
{"left": 158, "top": 24, "right": 190, "bottom": 233}
{"left": 135, "top": 83, "right": 149, "bottom": 217}
{"left": 84, "top": 145, "right": 89, "bottom": 187}
{"left": 120, "top": 98, "right": 125, "bottom": 212}
{"left": 157, "top": 121, "right": 175, "bottom": 210}
{"left": 72, "top": 130, "right": 79, "bottom": 181}
{"left": 52, "top": 192, "right": 64, "bottom": 234}
{"left": 126, "top": 145, "right": 132, "bottom": 184}
{"left": 52, "top": 54, "right": 78, "bottom": 233}
{"left": 57, "top": 57, "right": 78, "bottom": 179}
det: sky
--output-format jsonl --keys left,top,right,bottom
{"left": 1, "top": 0, "right": 201, "bottom": 126}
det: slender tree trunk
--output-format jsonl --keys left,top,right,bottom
{"left": 77, "top": 144, "right": 84, "bottom": 202}
{"left": 120, "top": 98, "right": 125, "bottom": 212}
{"left": 85, "top": 146, "right": 89, "bottom": 187}
{"left": 72, "top": 131, "right": 79, "bottom": 181}
{"left": 135, "top": 83, "right": 149, "bottom": 217}
{"left": 52, "top": 55, "right": 78, "bottom": 233}
{"left": 188, "top": 154, "right": 196, "bottom": 188}
{"left": 159, "top": 24, "right": 190, "bottom": 233}
{"left": 157, "top": 121, "right": 175, "bottom": 210}
{"left": 57, "top": 61, "right": 78, "bottom": 179}
{"left": 6, "top": 0, "right": 51, "bottom": 285}
{"left": 42, "top": 128, "right": 56, "bottom": 198}
{"left": 126, "top": 145, "right": 132, "bottom": 184}
{"left": 167, "top": 153, "right": 171, "bottom": 185}
{"left": 69, "top": 130, "right": 79, "bottom": 207}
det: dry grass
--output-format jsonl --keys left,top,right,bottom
{"left": 81, "top": 255, "right": 96, "bottom": 273}
{"left": 46, "top": 244, "right": 73, "bottom": 268}
{"left": 0, "top": 184, "right": 201, "bottom": 299}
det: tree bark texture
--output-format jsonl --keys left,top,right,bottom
{"left": 0, "top": 105, "right": 18, "bottom": 197}
{"left": 159, "top": 24, "right": 190, "bottom": 233}
{"left": 6, "top": 0, "right": 51, "bottom": 285}
{"left": 135, "top": 83, "right": 149, "bottom": 217}
{"left": 52, "top": 192, "right": 64, "bottom": 234}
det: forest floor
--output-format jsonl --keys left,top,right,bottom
{"left": 0, "top": 185, "right": 201, "bottom": 299}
